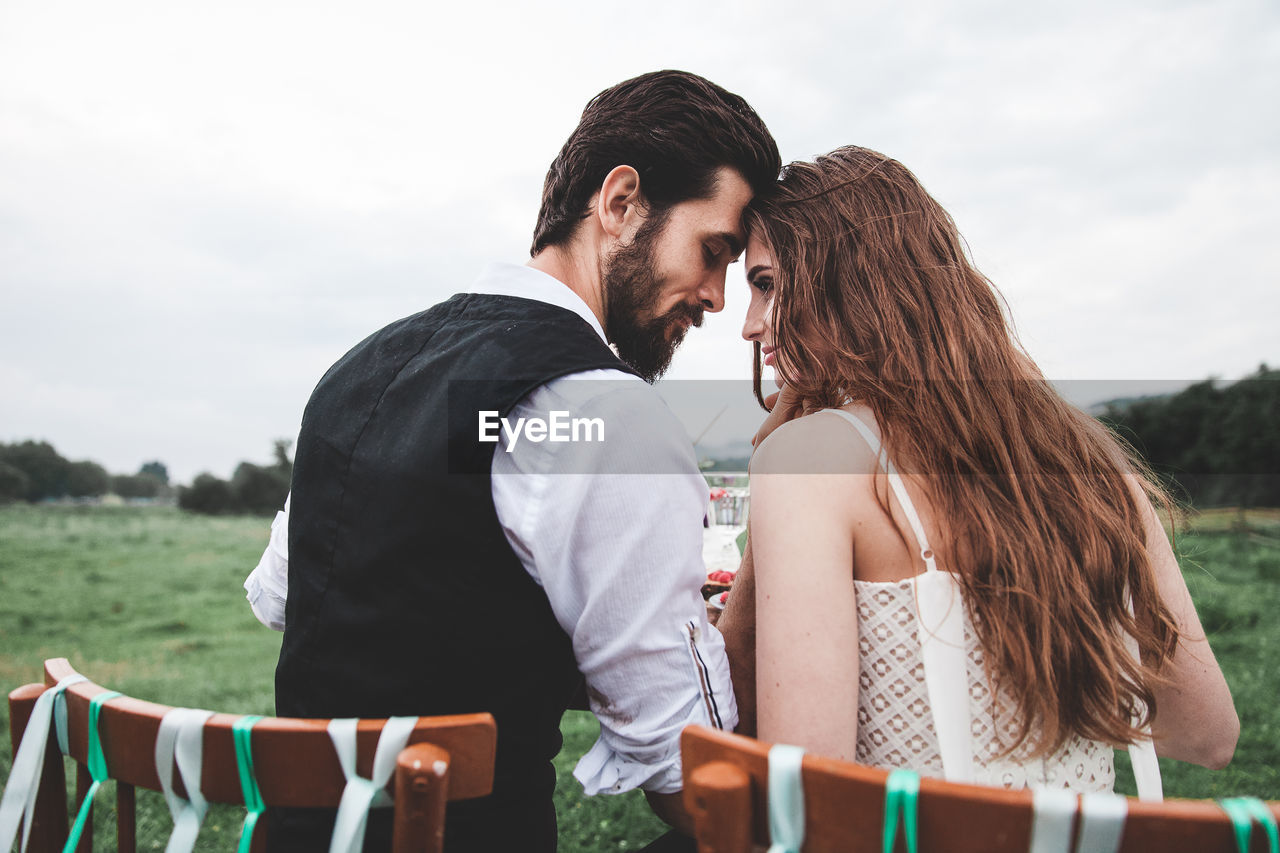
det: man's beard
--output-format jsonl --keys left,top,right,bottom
{"left": 603, "top": 215, "right": 704, "bottom": 383}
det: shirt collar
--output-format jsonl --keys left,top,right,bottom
{"left": 469, "top": 263, "right": 608, "bottom": 345}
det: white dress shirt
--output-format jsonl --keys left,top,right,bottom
{"left": 245, "top": 262, "right": 735, "bottom": 796}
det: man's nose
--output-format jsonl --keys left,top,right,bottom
{"left": 698, "top": 272, "right": 726, "bottom": 314}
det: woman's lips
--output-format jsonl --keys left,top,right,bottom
{"left": 762, "top": 345, "right": 776, "bottom": 367}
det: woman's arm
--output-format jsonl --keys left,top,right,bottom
{"left": 1138, "top": 486, "right": 1239, "bottom": 768}
{"left": 716, "top": 534, "right": 758, "bottom": 736}
{"left": 750, "top": 419, "right": 864, "bottom": 760}
{"left": 717, "top": 382, "right": 813, "bottom": 736}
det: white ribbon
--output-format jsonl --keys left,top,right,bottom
{"left": 1075, "top": 792, "right": 1127, "bottom": 853}
{"left": 155, "top": 707, "right": 215, "bottom": 853}
{"left": 766, "top": 744, "right": 806, "bottom": 853}
{"left": 326, "top": 716, "right": 418, "bottom": 853}
{"left": 0, "top": 674, "right": 88, "bottom": 853}
{"left": 1029, "top": 788, "right": 1078, "bottom": 853}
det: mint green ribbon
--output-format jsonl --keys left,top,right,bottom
{"left": 1220, "top": 797, "right": 1279, "bottom": 853}
{"left": 765, "top": 744, "right": 806, "bottom": 853}
{"left": 882, "top": 769, "right": 920, "bottom": 853}
{"left": 62, "top": 690, "right": 123, "bottom": 853}
{"left": 233, "top": 716, "right": 265, "bottom": 853}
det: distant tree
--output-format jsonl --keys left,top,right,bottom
{"left": 66, "top": 460, "right": 110, "bottom": 498}
{"left": 0, "top": 440, "right": 71, "bottom": 501}
{"left": 179, "top": 473, "right": 236, "bottom": 514}
{"left": 139, "top": 461, "right": 169, "bottom": 485}
{"left": 231, "top": 461, "right": 289, "bottom": 514}
{"left": 1216, "top": 364, "right": 1280, "bottom": 507}
{"left": 271, "top": 440, "right": 293, "bottom": 475}
{"left": 1101, "top": 365, "right": 1279, "bottom": 508}
{"left": 0, "top": 461, "right": 29, "bottom": 504}
{"left": 176, "top": 441, "right": 293, "bottom": 516}
{"left": 112, "top": 473, "right": 161, "bottom": 499}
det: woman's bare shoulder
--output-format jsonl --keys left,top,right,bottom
{"left": 750, "top": 406, "right": 882, "bottom": 477}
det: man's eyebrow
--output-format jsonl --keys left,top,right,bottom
{"left": 711, "top": 231, "right": 744, "bottom": 257}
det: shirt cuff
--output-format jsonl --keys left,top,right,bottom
{"left": 244, "top": 572, "right": 287, "bottom": 632}
{"left": 573, "top": 621, "right": 738, "bottom": 797}
{"left": 573, "top": 733, "right": 685, "bottom": 796}
{"left": 244, "top": 503, "right": 290, "bottom": 631}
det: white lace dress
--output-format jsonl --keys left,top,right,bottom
{"left": 853, "top": 578, "right": 1114, "bottom": 791}
{"left": 819, "top": 408, "right": 1123, "bottom": 793}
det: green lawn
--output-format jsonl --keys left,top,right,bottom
{"left": 0, "top": 505, "right": 664, "bottom": 851}
{"left": 1, "top": 504, "right": 1276, "bottom": 850}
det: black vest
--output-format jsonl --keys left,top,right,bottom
{"left": 273, "top": 293, "right": 638, "bottom": 852}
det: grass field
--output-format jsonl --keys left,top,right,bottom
{"left": 1, "top": 504, "right": 1277, "bottom": 850}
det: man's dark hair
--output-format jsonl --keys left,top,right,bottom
{"left": 530, "top": 70, "right": 781, "bottom": 255}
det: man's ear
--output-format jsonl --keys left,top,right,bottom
{"left": 594, "top": 165, "right": 643, "bottom": 239}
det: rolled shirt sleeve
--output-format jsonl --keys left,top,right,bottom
{"left": 492, "top": 371, "right": 736, "bottom": 795}
{"left": 244, "top": 493, "right": 290, "bottom": 631}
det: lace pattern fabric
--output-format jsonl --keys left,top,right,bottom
{"left": 854, "top": 577, "right": 1115, "bottom": 792}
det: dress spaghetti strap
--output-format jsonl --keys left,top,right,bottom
{"left": 819, "top": 409, "right": 938, "bottom": 574}
{"left": 818, "top": 408, "right": 974, "bottom": 782}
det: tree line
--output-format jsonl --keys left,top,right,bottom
{"left": 1100, "top": 364, "right": 1279, "bottom": 508}
{"left": 0, "top": 441, "right": 171, "bottom": 503}
{"left": 4, "top": 367, "right": 1274, "bottom": 513}
{"left": 0, "top": 439, "right": 293, "bottom": 515}
{"left": 178, "top": 440, "right": 292, "bottom": 515}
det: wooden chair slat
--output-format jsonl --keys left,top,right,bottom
{"left": 117, "top": 782, "right": 136, "bottom": 853}
{"left": 392, "top": 742, "right": 452, "bottom": 853}
{"left": 7, "top": 684, "right": 68, "bottom": 850}
{"left": 681, "top": 725, "right": 1280, "bottom": 853}
{"left": 43, "top": 657, "right": 497, "bottom": 806}
{"left": 5, "top": 658, "right": 498, "bottom": 852}
{"left": 73, "top": 762, "right": 92, "bottom": 853}
{"left": 686, "top": 761, "right": 752, "bottom": 853}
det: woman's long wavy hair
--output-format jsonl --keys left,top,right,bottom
{"left": 748, "top": 146, "right": 1179, "bottom": 756}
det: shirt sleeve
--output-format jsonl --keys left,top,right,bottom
{"left": 491, "top": 372, "right": 736, "bottom": 796}
{"left": 244, "top": 493, "right": 290, "bottom": 632}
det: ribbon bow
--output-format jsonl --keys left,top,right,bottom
{"left": 327, "top": 717, "right": 418, "bottom": 853}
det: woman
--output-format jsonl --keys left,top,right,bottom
{"left": 722, "top": 146, "right": 1237, "bottom": 791}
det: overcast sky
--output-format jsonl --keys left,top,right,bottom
{"left": 3, "top": 0, "right": 1277, "bottom": 483}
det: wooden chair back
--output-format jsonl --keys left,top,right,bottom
{"left": 681, "top": 725, "right": 1278, "bottom": 853}
{"left": 6, "top": 658, "right": 497, "bottom": 853}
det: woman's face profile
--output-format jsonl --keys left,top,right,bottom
{"left": 742, "top": 234, "right": 783, "bottom": 388}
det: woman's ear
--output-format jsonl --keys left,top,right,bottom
{"left": 594, "top": 165, "right": 643, "bottom": 239}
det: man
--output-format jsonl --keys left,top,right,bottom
{"left": 244, "top": 70, "right": 779, "bottom": 850}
